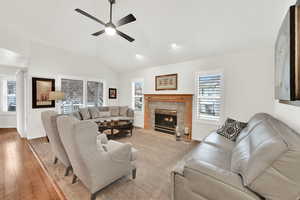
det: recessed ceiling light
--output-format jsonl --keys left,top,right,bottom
{"left": 135, "top": 54, "right": 144, "bottom": 60}
{"left": 171, "top": 43, "right": 180, "bottom": 50}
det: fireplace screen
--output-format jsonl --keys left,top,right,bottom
{"left": 154, "top": 109, "right": 177, "bottom": 134}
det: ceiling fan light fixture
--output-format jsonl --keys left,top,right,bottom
{"left": 105, "top": 26, "right": 116, "bottom": 36}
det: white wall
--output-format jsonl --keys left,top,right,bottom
{"left": 119, "top": 48, "right": 275, "bottom": 140}
{"left": 0, "top": 28, "right": 120, "bottom": 139}
{"left": 25, "top": 42, "right": 119, "bottom": 139}
{"left": 274, "top": 102, "right": 300, "bottom": 133}
{"left": 0, "top": 66, "right": 19, "bottom": 128}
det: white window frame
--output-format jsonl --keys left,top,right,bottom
{"left": 195, "top": 70, "right": 225, "bottom": 125}
{"left": 58, "top": 75, "right": 106, "bottom": 113}
{"left": 0, "top": 77, "right": 16, "bottom": 113}
{"left": 86, "top": 79, "right": 105, "bottom": 107}
{"left": 132, "top": 79, "right": 144, "bottom": 112}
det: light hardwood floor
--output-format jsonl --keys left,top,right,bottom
{"left": 0, "top": 128, "right": 63, "bottom": 200}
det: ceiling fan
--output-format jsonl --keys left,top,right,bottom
{"left": 75, "top": 0, "right": 136, "bottom": 42}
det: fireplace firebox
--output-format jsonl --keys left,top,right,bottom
{"left": 154, "top": 109, "right": 177, "bottom": 134}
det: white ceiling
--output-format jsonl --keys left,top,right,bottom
{"left": 0, "top": 0, "right": 295, "bottom": 72}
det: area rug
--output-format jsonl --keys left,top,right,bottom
{"left": 29, "top": 129, "right": 198, "bottom": 200}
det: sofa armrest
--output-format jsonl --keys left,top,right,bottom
{"left": 183, "top": 159, "right": 260, "bottom": 200}
{"left": 127, "top": 108, "right": 134, "bottom": 118}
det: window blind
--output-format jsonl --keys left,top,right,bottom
{"left": 196, "top": 74, "right": 222, "bottom": 120}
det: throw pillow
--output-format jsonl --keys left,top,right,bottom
{"left": 79, "top": 108, "right": 91, "bottom": 120}
{"left": 110, "top": 106, "right": 120, "bottom": 117}
{"left": 89, "top": 107, "right": 101, "bottom": 119}
{"left": 217, "top": 118, "right": 248, "bottom": 141}
{"left": 119, "top": 106, "right": 129, "bottom": 117}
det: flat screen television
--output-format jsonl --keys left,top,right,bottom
{"left": 275, "top": 4, "right": 300, "bottom": 101}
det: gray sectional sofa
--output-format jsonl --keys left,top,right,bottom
{"left": 172, "top": 113, "right": 300, "bottom": 200}
{"left": 70, "top": 106, "right": 134, "bottom": 123}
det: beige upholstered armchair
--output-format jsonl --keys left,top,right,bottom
{"left": 56, "top": 115, "right": 137, "bottom": 200}
{"left": 41, "top": 111, "right": 72, "bottom": 176}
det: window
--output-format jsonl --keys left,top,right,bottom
{"left": 61, "top": 79, "right": 84, "bottom": 114}
{"left": 132, "top": 81, "right": 143, "bottom": 111}
{"left": 87, "top": 81, "right": 104, "bottom": 107}
{"left": 7, "top": 80, "right": 16, "bottom": 112}
{"left": 196, "top": 73, "right": 223, "bottom": 121}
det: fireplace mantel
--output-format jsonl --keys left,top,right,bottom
{"left": 144, "top": 94, "right": 193, "bottom": 140}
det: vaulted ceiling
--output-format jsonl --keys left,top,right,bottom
{"left": 0, "top": 0, "right": 295, "bottom": 72}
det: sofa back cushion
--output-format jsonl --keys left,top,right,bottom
{"left": 79, "top": 108, "right": 91, "bottom": 120}
{"left": 98, "top": 106, "right": 109, "bottom": 112}
{"left": 231, "top": 113, "right": 300, "bottom": 200}
{"left": 98, "top": 111, "right": 111, "bottom": 118}
{"left": 119, "top": 106, "right": 129, "bottom": 117}
{"left": 89, "top": 107, "right": 101, "bottom": 119}
{"left": 109, "top": 106, "right": 120, "bottom": 117}
{"left": 235, "top": 113, "right": 271, "bottom": 143}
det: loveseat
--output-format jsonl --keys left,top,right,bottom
{"left": 172, "top": 113, "right": 300, "bottom": 200}
{"left": 70, "top": 106, "right": 134, "bottom": 123}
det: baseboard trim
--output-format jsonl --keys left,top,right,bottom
{"left": 26, "top": 140, "right": 67, "bottom": 200}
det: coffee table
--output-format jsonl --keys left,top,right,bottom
{"left": 96, "top": 120, "right": 133, "bottom": 139}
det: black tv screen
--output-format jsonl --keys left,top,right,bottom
{"left": 275, "top": 5, "right": 300, "bottom": 101}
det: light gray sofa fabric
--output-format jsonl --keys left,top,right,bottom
{"left": 172, "top": 113, "right": 300, "bottom": 200}
{"left": 89, "top": 107, "right": 102, "bottom": 119}
{"left": 71, "top": 106, "right": 134, "bottom": 123}
{"left": 56, "top": 115, "right": 136, "bottom": 194}
{"left": 41, "top": 111, "right": 71, "bottom": 168}
{"left": 109, "top": 106, "right": 120, "bottom": 117}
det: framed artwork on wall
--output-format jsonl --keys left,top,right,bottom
{"left": 109, "top": 88, "right": 117, "bottom": 99}
{"left": 32, "top": 77, "right": 55, "bottom": 109}
{"left": 155, "top": 73, "right": 178, "bottom": 91}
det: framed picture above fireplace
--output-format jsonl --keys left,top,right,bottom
{"left": 155, "top": 73, "right": 178, "bottom": 91}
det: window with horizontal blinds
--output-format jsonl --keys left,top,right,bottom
{"left": 132, "top": 81, "right": 143, "bottom": 111}
{"left": 196, "top": 74, "right": 222, "bottom": 120}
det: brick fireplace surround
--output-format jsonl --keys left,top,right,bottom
{"left": 144, "top": 94, "right": 193, "bottom": 140}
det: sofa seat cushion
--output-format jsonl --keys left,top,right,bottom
{"left": 184, "top": 159, "right": 261, "bottom": 200}
{"left": 203, "top": 132, "right": 235, "bottom": 152}
{"left": 186, "top": 143, "right": 232, "bottom": 171}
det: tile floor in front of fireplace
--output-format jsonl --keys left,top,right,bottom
{"left": 29, "top": 128, "right": 199, "bottom": 200}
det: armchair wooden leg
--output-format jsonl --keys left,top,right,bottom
{"left": 72, "top": 175, "right": 77, "bottom": 184}
{"left": 132, "top": 168, "right": 136, "bottom": 179}
{"left": 90, "top": 193, "right": 97, "bottom": 200}
{"left": 64, "top": 166, "right": 72, "bottom": 176}
{"left": 53, "top": 157, "right": 58, "bottom": 164}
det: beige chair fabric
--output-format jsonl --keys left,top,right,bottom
{"left": 56, "top": 115, "right": 136, "bottom": 199}
{"left": 41, "top": 111, "right": 71, "bottom": 171}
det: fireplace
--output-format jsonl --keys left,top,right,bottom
{"left": 154, "top": 109, "right": 177, "bottom": 134}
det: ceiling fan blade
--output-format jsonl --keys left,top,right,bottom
{"left": 92, "top": 30, "right": 105, "bottom": 36}
{"left": 116, "top": 14, "right": 136, "bottom": 27}
{"left": 75, "top": 8, "right": 105, "bottom": 26}
{"left": 116, "top": 30, "right": 135, "bottom": 42}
